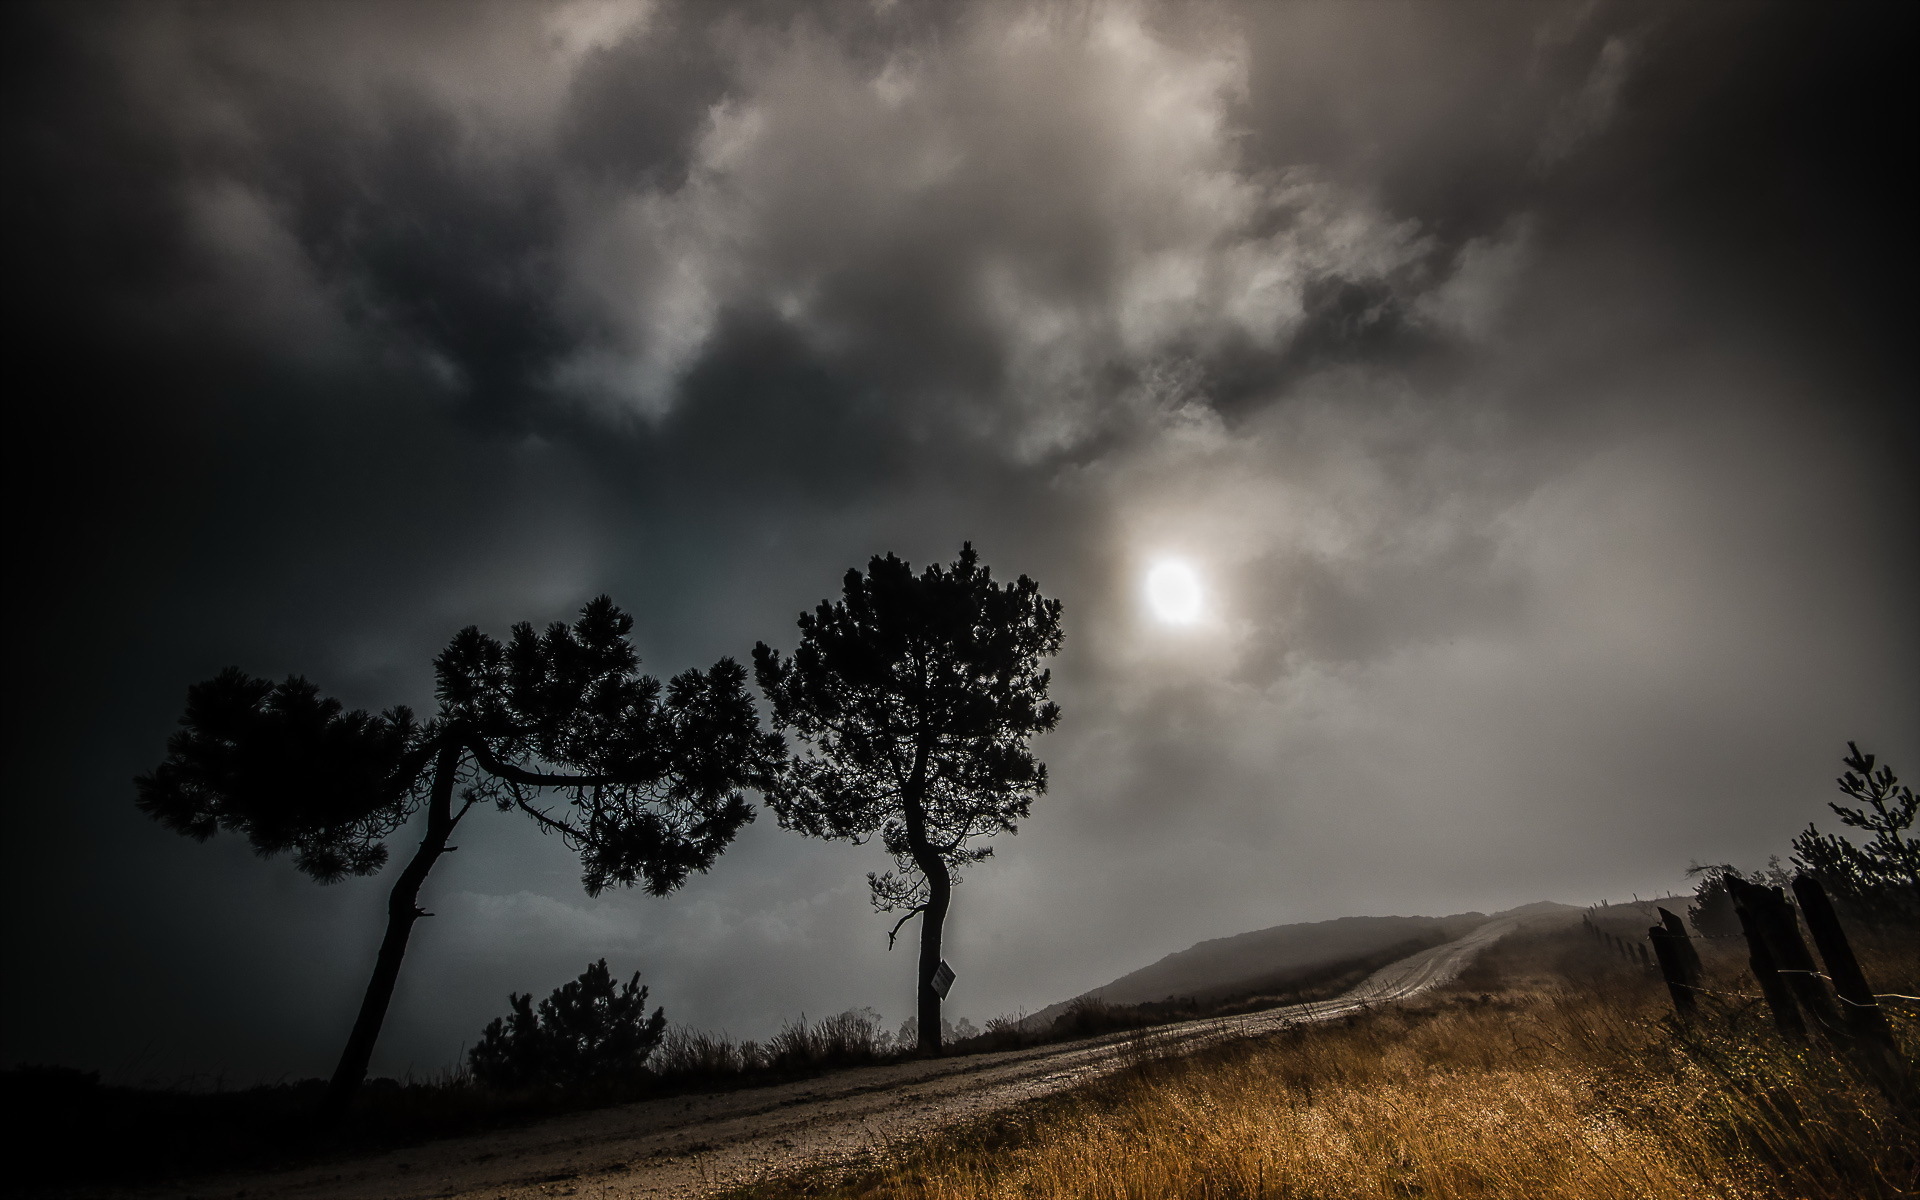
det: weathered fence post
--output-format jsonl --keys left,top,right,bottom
{"left": 1660, "top": 908, "right": 1703, "bottom": 978}
{"left": 1791, "top": 873, "right": 1912, "bottom": 1097}
{"left": 1648, "top": 907, "right": 1699, "bottom": 1021}
{"left": 1790, "top": 874, "right": 1894, "bottom": 1045}
{"left": 1727, "top": 876, "right": 1806, "bottom": 1039}
{"left": 1738, "top": 879, "right": 1846, "bottom": 1038}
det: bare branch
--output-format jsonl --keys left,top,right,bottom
{"left": 468, "top": 740, "right": 610, "bottom": 788}
{"left": 886, "top": 904, "right": 927, "bottom": 950}
{"left": 514, "top": 795, "right": 581, "bottom": 838}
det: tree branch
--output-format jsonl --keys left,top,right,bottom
{"left": 938, "top": 825, "right": 979, "bottom": 857}
{"left": 886, "top": 904, "right": 927, "bottom": 950}
{"left": 450, "top": 792, "right": 480, "bottom": 827}
{"left": 514, "top": 795, "right": 581, "bottom": 838}
{"left": 468, "top": 740, "right": 617, "bottom": 789}
{"left": 397, "top": 740, "right": 441, "bottom": 788}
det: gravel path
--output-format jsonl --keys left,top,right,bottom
{"left": 137, "top": 919, "right": 1513, "bottom": 1200}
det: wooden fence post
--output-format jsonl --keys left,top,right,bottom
{"left": 1660, "top": 907, "right": 1702, "bottom": 978}
{"left": 1648, "top": 921, "right": 1697, "bottom": 1020}
{"left": 1727, "top": 877, "right": 1806, "bottom": 1040}
{"left": 1791, "top": 873, "right": 1912, "bottom": 1097}
{"left": 1648, "top": 907, "right": 1700, "bottom": 1021}
{"left": 1743, "top": 880, "right": 1847, "bottom": 1038}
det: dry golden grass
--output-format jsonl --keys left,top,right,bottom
{"left": 731, "top": 920, "right": 1920, "bottom": 1200}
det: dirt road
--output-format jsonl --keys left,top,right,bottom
{"left": 141, "top": 919, "right": 1513, "bottom": 1200}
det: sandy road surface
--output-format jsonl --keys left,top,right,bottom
{"left": 137, "top": 920, "right": 1513, "bottom": 1200}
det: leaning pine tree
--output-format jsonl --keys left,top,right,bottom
{"left": 754, "top": 544, "right": 1062, "bottom": 1053}
{"left": 137, "top": 597, "right": 782, "bottom": 1122}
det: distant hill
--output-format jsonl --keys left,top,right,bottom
{"left": 1578, "top": 896, "right": 1695, "bottom": 936}
{"left": 1025, "top": 903, "right": 1577, "bottom": 1029}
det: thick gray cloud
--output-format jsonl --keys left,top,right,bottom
{"left": 4, "top": 1, "right": 1913, "bottom": 1083}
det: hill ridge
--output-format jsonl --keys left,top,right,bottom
{"left": 1024, "top": 902, "right": 1577, "bottom": 1029}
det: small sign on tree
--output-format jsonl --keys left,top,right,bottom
{"left": 931, "top": 960, "right": 956, "bottom": 999}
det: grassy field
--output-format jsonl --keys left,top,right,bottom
{"left": 728, "top": 917, "right": 1920, "bottom": 1200}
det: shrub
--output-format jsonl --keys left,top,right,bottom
{"left": 468, "top": 959, "right": 665, "bottom": 1090}
{"left": 651, "top": 1008, "right": 892, "bottom": 1082}
{"left": 1049, "top": 996, "right": 1156, "bottom": 1040}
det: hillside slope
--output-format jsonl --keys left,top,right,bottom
{"left": 1024, "top": 909, "right": 1524, "bottom": 1029}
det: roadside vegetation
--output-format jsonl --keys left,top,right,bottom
{"left": 4, "top": 943, "right": 1394, "bottom": 1191}
{"left": 726, "top": 916, "right": 1918, "bottom": 1200}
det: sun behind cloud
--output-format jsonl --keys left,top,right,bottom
{"left": 1145, "top": 558, "right": 1205, "bottom": 625}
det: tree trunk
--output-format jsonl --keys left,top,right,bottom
{"left": 916, "top": 853, "right": 951, "bottom": 1054}
{"left": 318, "top": 740, "right": 462, "bottom": 1124}
{"left": 901, "top": 737, "right": 949, "bottom": 1055}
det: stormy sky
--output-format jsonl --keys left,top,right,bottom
{"left": 5, "top": 1, "right": 1914, "bottom": 1084}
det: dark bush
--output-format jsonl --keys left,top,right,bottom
{"left": 1049, "top": 996, "right": 1158, "bottom": 1039}
{"left": 468, "top": 960, "right": 666, "bottom": 1090}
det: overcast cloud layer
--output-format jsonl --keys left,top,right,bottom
{"left": 5, "top": 1, "right": 1915, "bottom": 1082}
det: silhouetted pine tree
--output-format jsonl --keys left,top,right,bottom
{"left": 754, "top": 544, "right": 1062, "bottom": 1053}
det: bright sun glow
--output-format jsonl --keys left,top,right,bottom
{"left": 1145, "top": 559, "right": 1204, "bottom": 625}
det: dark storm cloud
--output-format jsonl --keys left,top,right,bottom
{"left": 4, "top": 1, "right": 1913, "bottom": 1081}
